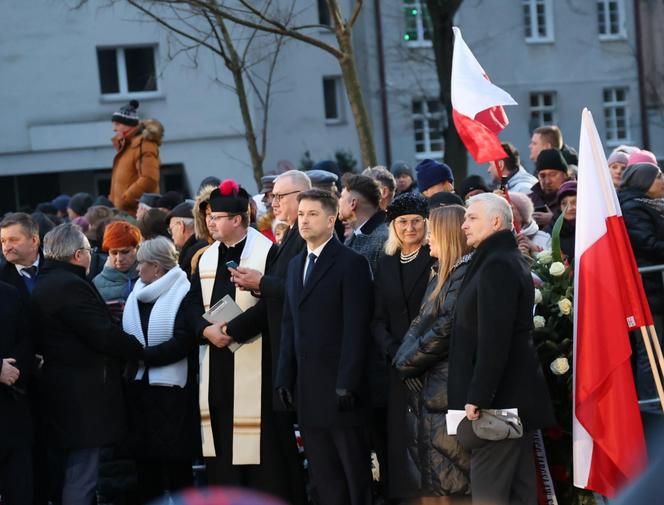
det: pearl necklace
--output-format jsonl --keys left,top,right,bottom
{"left": 400, "top": 247, "right": 421, "bottom": 264}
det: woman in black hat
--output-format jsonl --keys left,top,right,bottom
{"left": 371, "top": 193, "right": 434, "bottom": 502}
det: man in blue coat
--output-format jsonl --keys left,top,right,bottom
{"left": 276, "top": 189, "right": 374, "bottom": 505}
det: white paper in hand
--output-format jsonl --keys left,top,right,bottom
{"left": 203, "top": 295, "right": 244, "bottom": 352}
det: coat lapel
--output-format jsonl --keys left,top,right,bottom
{"left": 298, "top": 237, "right": 341, "bottom": 306}
{"left": 401, "top": 246, "right": 433, "bottom": 301}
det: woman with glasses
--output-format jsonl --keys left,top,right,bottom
{"left": 93, "top": 221, "right": 141, "bottom": 317}
{"left": 371, "top": 193, "right": 434, "bottom": 502}
{"left": 122, "top": 236, "right": 200, "bottom": 503}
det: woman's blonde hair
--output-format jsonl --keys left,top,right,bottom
{"left": 384, "top": 218, "right": 428, "bottom": 256}
{"left": 428, "top": 205, "right": 472, "bottom": 301}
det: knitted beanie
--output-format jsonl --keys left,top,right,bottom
{"left": 112, "top": 100, "right": 140, "bottom": 127}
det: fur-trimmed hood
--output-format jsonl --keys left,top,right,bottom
{"left": 141, "top": 119, "right": 164, "bottom": 146}
{"left": 193, "top": 184, "right": 216, "bottom": 242}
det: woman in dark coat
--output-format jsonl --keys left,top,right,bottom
{"left": 618, "top": 162, "right": 664, "bottom": 399}
{"left": 122, "top": 236, "right": 201, "bottom": 504}
{"left": 394, "top": 205, "right": 472, "bottom": 503}
{"left": 372, "top": 193, "right": 434, "bottom": 501}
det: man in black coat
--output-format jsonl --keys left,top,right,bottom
{"left": 276, "top": 189, "right": 374, "bottom": 505}
{"left": 166, "top": 201, "right": 208, "bottom": 280}
{"left": 449, "top": 193, "right": 554, "bottom": 505}
{"left": 31, "top": 224, "right": 144, "bottom": 504}
{"left": 0, "top": 281, "right": 34, "bottom": 504}
{"left": 0, "top": 212, "right": 43, "bottom": 303}
{"left": 225, "top": 170, "right": 311, "bottom": 505}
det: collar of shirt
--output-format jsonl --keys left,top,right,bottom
{"left": 307, "top": 235, "right": 333, "bottom": 258}
{"left": 353, "top": 219, "right": 369, "bottom": 236}
{"left": 221, "top": 233, "right": 248, "bottom": 249}
{"left": 15, "top": 256, "right": 40, "bottom": 276}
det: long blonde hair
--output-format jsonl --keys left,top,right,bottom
{"left": 428, "top": 205, "right": 472, "bottom": 301}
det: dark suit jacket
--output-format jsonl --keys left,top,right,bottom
{"left": 0, "top": 281, "right": 33, "bottom": 448}
{"left": 225, "top": 223, "right": 306, "bottom": 410}
{"left": 276, "top": 237, "right": 374, "bottom": 428}
{"left": 0, "top": 253, "right": 43, "bottom": 305}
{"left": 448, "top": 230, "right": 555, "bottom": 431}
{"left": 31, "top": 260, "right": 144, "bottom": 449}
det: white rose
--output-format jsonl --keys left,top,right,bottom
{"left": 537, "top": 250, "right": 553, "bottom": 264}
{"left": 550, "top": 357, "right": 570, "bottom": 375}
{"left": 534, "top": 288, "right": 543, "bottom": 305}
{"left": 533, "top": 315, "right": 546, "bottom": 328}
{"left": 558, "top": 297, "right": 572, "bottom": 315}
{"left": 549, "top": 262, "right": 566, "bottom": 277}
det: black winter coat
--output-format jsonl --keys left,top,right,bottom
{"left": 126, "top": 301, "right": 202, "bottom": 462}
{"left": 448, "top": 231, "right": 555, "bottom": 432}
{"left": 394, "top": 257, "right": 472, "bottom": 496}
{"left": 0, "top": 281, "right": 33, "bottom": 448}
{"left": 31, "top": 260, "right": 144, "bottom": 449}
{"left": 371, "top": 247, "right": 434, "bottom": 498}
{"left": 618, "top": 188, "right": 664, "bottom": 314}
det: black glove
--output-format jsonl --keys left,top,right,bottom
{"left": 403, "top": 377, "right": 423, "bottom": 393}
{"left": 336, "top": 388, "right": 357, "bottom": 412}
{"left": 277, "top": 386, "right": 294, "bottom": 411}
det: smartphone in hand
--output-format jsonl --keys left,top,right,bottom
{"left": 226, "top": 260, "right": 239, "bottom": 270}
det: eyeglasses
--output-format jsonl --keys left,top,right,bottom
{"left": 77, "top": 246, "right": 92, "bottom": 254}
{"left": 206, "top": 213, "right": 235, "bottom": 223}
{"left": 272, "top": 190, "right": 301, "bottom": 203}
{"left": 394, "top": 217, "right": 425, "bottom": 228}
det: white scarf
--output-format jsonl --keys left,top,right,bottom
{"left": 123, "top": 266, "right": 191, "bottom": 387}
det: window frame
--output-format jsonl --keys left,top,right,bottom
{"left": 97, "top": 45, "right": 162, "bottom": 102}
{"left": 322, "top": 76, "right": 345, "bottom": 125}
{"left": 412, "top": 98, "right": 444, "bottom": 161}
{"left": 603, "top": 87, "right": 631, "bottom": 145}
{"left": 529, "top": 91, "right": 558, "bottom": 130}
{"left": 403, "top": 0, "right": 433, "bottom": 48}
{"left": 597, "top": 0, "right": 627, "bottom": 41}
{"left": 522, "top": 0, "right": 555, "bottom": 44}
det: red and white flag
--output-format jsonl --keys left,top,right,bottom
{"left": 573, "top": 108, "right": 648, "bottom": 497}
{"left": 451, "top": 27, "right": 517, "bottom": 163}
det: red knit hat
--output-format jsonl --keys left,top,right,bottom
{"left": 102, "top": 221, "right": 142, "bottom": 252}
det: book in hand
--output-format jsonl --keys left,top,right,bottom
{"left": 203, "top": 295, "right": 245, "bottom": 353}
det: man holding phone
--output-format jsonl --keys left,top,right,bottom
{"left": 529, "top": 149, "right": 570, "bottom": 228}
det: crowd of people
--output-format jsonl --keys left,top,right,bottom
{"left": 1, "top": 104, "right": 663, "bottom": 505}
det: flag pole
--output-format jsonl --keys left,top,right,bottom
{"left": 640, "top": 326, "right": 664, "bottom": 411}
{"left": 647, "top": 325, "right": 664, "bottom": 380}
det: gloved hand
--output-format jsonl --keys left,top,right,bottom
{"left": 403, "top": 377, "right": 423, "bottom": 393}
{"left": 336, "top": 388, "right": 357, "bottom": 412}
{"left": 277, "top": 386, "right": 294, "bottom": 411}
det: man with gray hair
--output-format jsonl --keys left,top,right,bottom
{"left": 31, "top": 223, "right": 144, "bottom": 505}
{"left": 167, "top": 201, "right": 207, "bottom": 279}
{"left": 448, "top": 193, "right": 554, "bottom": 505}
{"left": 362, "top": 166, "right": 396, "bottom": 210}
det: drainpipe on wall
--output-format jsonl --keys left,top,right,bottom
{"left": 373, "top": 0, "right": 392, "bottom": 167}
{"left": 634, "top": 0, "right": 650, "bottom": 149}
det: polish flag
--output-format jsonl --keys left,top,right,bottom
{"left": 573, "top": 108, "right": 647, "bottom": 497}
{"left": 451, "top": 27, "right": 517, "bottom": 163}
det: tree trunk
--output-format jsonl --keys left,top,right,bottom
{"left": 215, "top": 13, "right": 264, "bottom": 187}
{"left": 426, "top": 0, "right": 467, "bottom": 182}
{"left": 335, "top": 27, "right": 378, "bottom": 169}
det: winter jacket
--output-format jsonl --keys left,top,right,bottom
{"left": 618, "top": 188, "right": 664, "bottom": 313}
{"left": 93, "top": 264, "right": 139, "bottom": 302}
{"left": 506, "top": 166, "right": 538, "bottom": 194}
{"left": 393, "top": 256, "right": 473, "bottom": 496}
{"left": 109, "top": 122, "right": 162, "bottom": 216}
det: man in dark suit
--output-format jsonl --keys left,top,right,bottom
{"left": 225, "top": 170, "right": 312, "bottom": 504}
{"left": 276, "top": 189, "right": 374, "bottom": 505}
{"left": 0, "top": 281, "right": 33, "bottom": 504}
{"left": 0, "top": 213, "right": 42, "bottom": 302}
{"left": 31, "top": 223, "right": 144, "bottom": 504}
{"left": 449, "top": 193, "right": 555, "bottom": 505}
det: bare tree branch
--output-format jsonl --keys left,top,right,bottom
{"left": 348, "top": 0, "right": 363, "bottom": 28}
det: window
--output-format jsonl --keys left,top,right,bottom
{"left": 603, "top": 87, "right": 630, "bottom": 143}
{"left": 323, "top": 77, "right": 344, "bottom": 123}
{"left": 96, "top": 46, "right": 159, "bottom": 98}
{"left": 529, "top": 92, "right": 557, "bottom": 130}
{"left": 412, "top": 99, "right": 444, "bottom": 159}
{"left": 522, "top": 0, "right": 554, "bottom": 43}
{"left": 597, "top": 0, "right": 626, "bottom": 39}
{"left": 318, "top": 0, "right": 331, "bottom": 26}
{"left": 403, "top": 0, "right": 432, "bottom": 46}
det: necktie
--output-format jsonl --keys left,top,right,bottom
{"left": 21, "top": 265, "right": 38, "bottom": 293}
{"left": 304, "top": 253, "right": 317, "bottom": 285}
